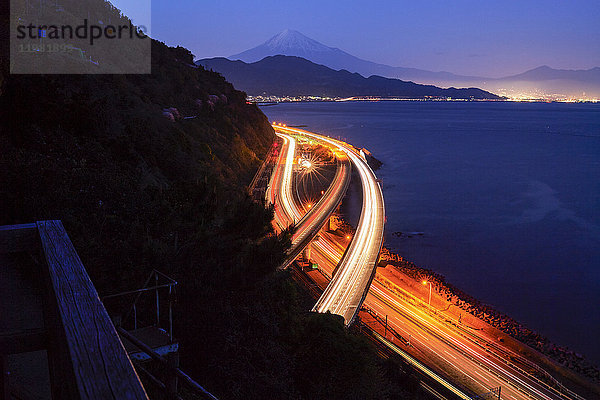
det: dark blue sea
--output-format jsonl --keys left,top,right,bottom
{"left": 263, "top": 101, "right": 600, "bottom": 363}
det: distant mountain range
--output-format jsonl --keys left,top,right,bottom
{"left": 227, "top": 30, "right": 600, "bottom": 99}
{"left": 197, "top": 55, "right": 500, "bottom": 100}
{"left": 497, "top": 65, "right": 600, "bottom": 82}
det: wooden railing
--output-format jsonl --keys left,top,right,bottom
{"left": 1, "top": 220, "right": 148, "bottom": 400}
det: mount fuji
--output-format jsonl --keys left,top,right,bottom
{"left": 230, "top": 29, "right": 340, "bottom": 61}
{"left": 229, "top": 29, "right": 482, "bottom": 83}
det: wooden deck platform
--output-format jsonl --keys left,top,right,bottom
{"left": 120, "top": 326, "right": 179, "bottom": 361}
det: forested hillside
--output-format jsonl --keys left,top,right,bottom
{"left": 1, "top": 39, "right": 277, "bottom": 289}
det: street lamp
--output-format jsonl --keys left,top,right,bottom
{"left": 422, "top": 280, "right": 432, "bottom": 310}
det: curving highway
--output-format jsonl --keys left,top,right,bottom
{"left": 267, "top": 131, "right": 352, "bottom": 269}
{"left": 273, "top": 125, "right": 385, "bottom": 326}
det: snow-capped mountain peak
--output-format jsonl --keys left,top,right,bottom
{"left": 229, "top": 29, "right": 342, "bottom": 63}
{"left": 262, "top": 29, "right": 333, "bottom": 54}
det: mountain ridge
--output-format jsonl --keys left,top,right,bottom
{"left": 499, "top": 65, "right": 600, "bottom": 82}
{"left": 227, "top": 30, "right": 600, "bottom": 98}
{"left": 198, "top": 55, "right": 501, "bottom": 99}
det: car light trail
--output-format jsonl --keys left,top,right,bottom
{"left": 265, "top": 134, "right": 297, "bottom": 227}
{"left": 369, "top": 285, "right": 560, "bottom": 400}
{"left": 274, "top": 125, "right": 385, "bottom": 326}
{"left": 276, "top": 133, "right": 304, "bottom": 223}
{"left": 371, "top": 330, "right": 473, "bottom": 400}
{"left": 271, "top": 130, "right": 352, "bottom": 270}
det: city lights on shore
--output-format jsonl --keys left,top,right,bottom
{"left": 260, "top": 94, "right": 599, "bottom": 104}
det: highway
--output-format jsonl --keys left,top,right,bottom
{"left": 273, "top": 125, "right": 386, "bottom": 326}
{"left": 311, "top": 229, "right": 579, "bottom": 400}
{"left": 266, "top": 125, "right": 582, "bottom": 400}
{"left": 266, "top": 131, "right": 352, "bottom": 269}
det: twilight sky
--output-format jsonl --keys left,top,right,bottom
{"left": 120, "top": 0, "right": 599, "bottom": 77}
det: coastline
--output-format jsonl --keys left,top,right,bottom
{"left": 355, "top": 152, "right": 600, "bottom": 386}
{"left": 378, "top": 247, "right": 600, "bottom": 383}
{"left": 255, "top": 98, "right": 600, "bottom": 105}
{"left": 324, "top": 202, "right": 600, "bottom": 397}
{"left": 333, "top": 198, "right": 600, "bottom": 386}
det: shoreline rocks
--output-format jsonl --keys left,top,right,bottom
{"left": 378, "top": 246, "right": 600, "bottom": 382}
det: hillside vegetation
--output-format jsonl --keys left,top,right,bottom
{"left": 1, "top": 39, "right": 276, "bottom": 289}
